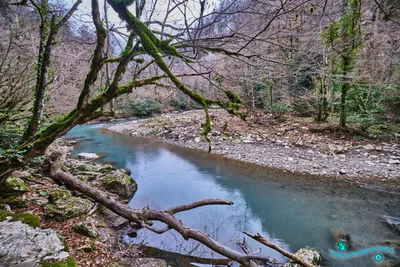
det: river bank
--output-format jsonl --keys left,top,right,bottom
{"left": 0, "top": 140, "right": 166, "bottom": 266}
{"left": 107, "top": 110, "right": 400, "bottom": 193}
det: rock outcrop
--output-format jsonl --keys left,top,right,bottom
{"left": 0, "top": 220, "right": 69, "bottom": 266}
{"left": 44, "top": 196, "right": 92, "bottom": 221}
{"left": 284, "top": 247, "right": 322, "bottom": 267}
{"left": 103, "top": 171, "right": 137, "bottom": 198}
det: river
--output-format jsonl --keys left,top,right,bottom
{"left": 65, "top": 123, "right": 400, "bottom": 266}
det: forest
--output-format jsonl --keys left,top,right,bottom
{"left": 0, "top": 0, "right": 399, "bottom": 266}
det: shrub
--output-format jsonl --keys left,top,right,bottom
{"left": 131, "top": 98, "right": 161, "bottom": 117}
{"left": 169, "top": 95, "right": 188, "bottom": 110}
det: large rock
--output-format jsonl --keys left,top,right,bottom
{"left": 103, "top": 171, "right": 137, "bottom": 198}
{"left": 284, "top": 247, "right": 322, "bottom": 267}
{"left": 0, "top": 220, "right": 68, "bottom": 266}
{"left": 44, "top": 197, "right": 92, "bottom": 221}
{"left": 0, "top": 177, "right": 28, "bottom": 196}
{"left": 48, "top": 189, "right": 72, "bottom": 204}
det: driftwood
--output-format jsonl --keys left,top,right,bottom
{"left": 48, "top": 152, "right": 313, "bottom": 267}
{"left": 244, "top": 232, "right": 315, "bottom": 267}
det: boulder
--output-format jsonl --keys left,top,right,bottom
{"left": 0, "top": 220, "right": 68, "bottom": 265}
{"left": 0, "top": 177, "right": 28, "bottom": 196}
{"left": 103, "top": 172, "right": 137, "bottom": 198}
{"left": 284, "top": 247, "right": 322, "bottom": 267}
{"left": 73, "top": 221, "right": 99, "bottom": 238}
{"left": 44, "top": 197, "right": 92, "bottom": 221}
{"left": 48, "top": 189, "right": 72, "bottom": 204}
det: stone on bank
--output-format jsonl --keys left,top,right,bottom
{"left": 0, "top": 220, "right": 69, "bottom": 266}
{"left": 44, "top": 197, "right": 92, "bottom": 221}
{"left": 284, "top": 247, "right": 322, "bottom": 266}
{"left": 103, "top": 171, "right": 137, "bottom": 198}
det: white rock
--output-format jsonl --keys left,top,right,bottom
{"left": 388, "top": 159, "right": 400, "bottom": 164}
{"left": 78, "top": 153, "right": 99, "bottom": 159}
{"left": 0, "top": 221, "right": 68, "bottom": 265}
{"left": 194, "top": 137, "right": 201, "bottom": 143}
{"left": 284, "top": 247, "right": 321, "bottom": 267}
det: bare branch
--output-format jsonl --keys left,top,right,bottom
{"left": 244, "top": 232, "right": 316, "bottom": 267}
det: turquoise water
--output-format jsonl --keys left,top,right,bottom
{"left": 65, "top": 124, "right": 400, "bottom": 266}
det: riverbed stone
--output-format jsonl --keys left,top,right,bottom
{"left": 103, "top": 172, "right": 137, "bottom": 198}
{"left": 73, "top": 221, "right": 99, "bottom": 238}
{"left": 0, "top": 220, "right": 68, "bottom": 265}
{"left": 44, "top": 197, "right": 92, "bottom": 221}
{"left": 0, "top": 177, "right": 28, "bottom": 196}
{"left": 283, "top": 247, "right": 322, "bottom": 267}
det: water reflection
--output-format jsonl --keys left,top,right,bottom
{"left": 66, "top": 125, "right": 400, "bottom": 266}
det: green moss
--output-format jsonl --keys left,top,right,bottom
{"left": 44, "top": 197, "right": 92, "bottom": 221}
{"left": 48, "top": 189, "right": 72, "bottom": 204}
{"left": 40, "top": 256, "right": 77, "bottom": 267}
{"left": 0, "top": 196, "right": 27, "bottom": 209}
{"left": 0, "top": 177, "right": 28, "bottom": 195}
{"left": 0, "top": 210, "right": 40, "bottom": 227}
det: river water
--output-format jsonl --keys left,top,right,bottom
{"left": 65, "top": 123, "right": 400, "bottom": 266}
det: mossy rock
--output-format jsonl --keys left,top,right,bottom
{"left": 0, "top": 177, "right": 28, "bottom": 196}
{"left": 40, "top": 256, "right": 77, "bottom": 267}
{"left": 74, "top": 164, "right": 101, "bottom": 172}
{"left": 0, "top": 210, "right": 41, "bottom": 227}
{"left": 0, "top": 196, "right": 27, "bottom": 209}
{"left": 103, "top": 172, "right": 137, "bottom": 198}
{"left": 99, "top": 164, "right": 117, "bottom": 172}
{"left": 73, "top": 222, "right": 99, "bottom": 238}
{"left": 44, "top": 197, "right": 92, "bottom": 221}
{"left": 48, "top": 190, "right": 72, "bottom": 204}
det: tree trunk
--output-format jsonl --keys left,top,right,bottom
{"left": 340, "top": 56, "right": 350, "bottom": 128}
{"left": 22, "top": 0, "right": 50, "bottom": 140}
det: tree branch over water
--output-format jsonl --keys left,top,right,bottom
{"left": 47, "top": 152, "right": 316, "bottom": 267}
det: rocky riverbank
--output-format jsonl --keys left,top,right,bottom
{"left": 107, "top": 109, "right": 400, "bottom": 193}
{"left": 0, "top": 140, "right": 164, "bottom": 266}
